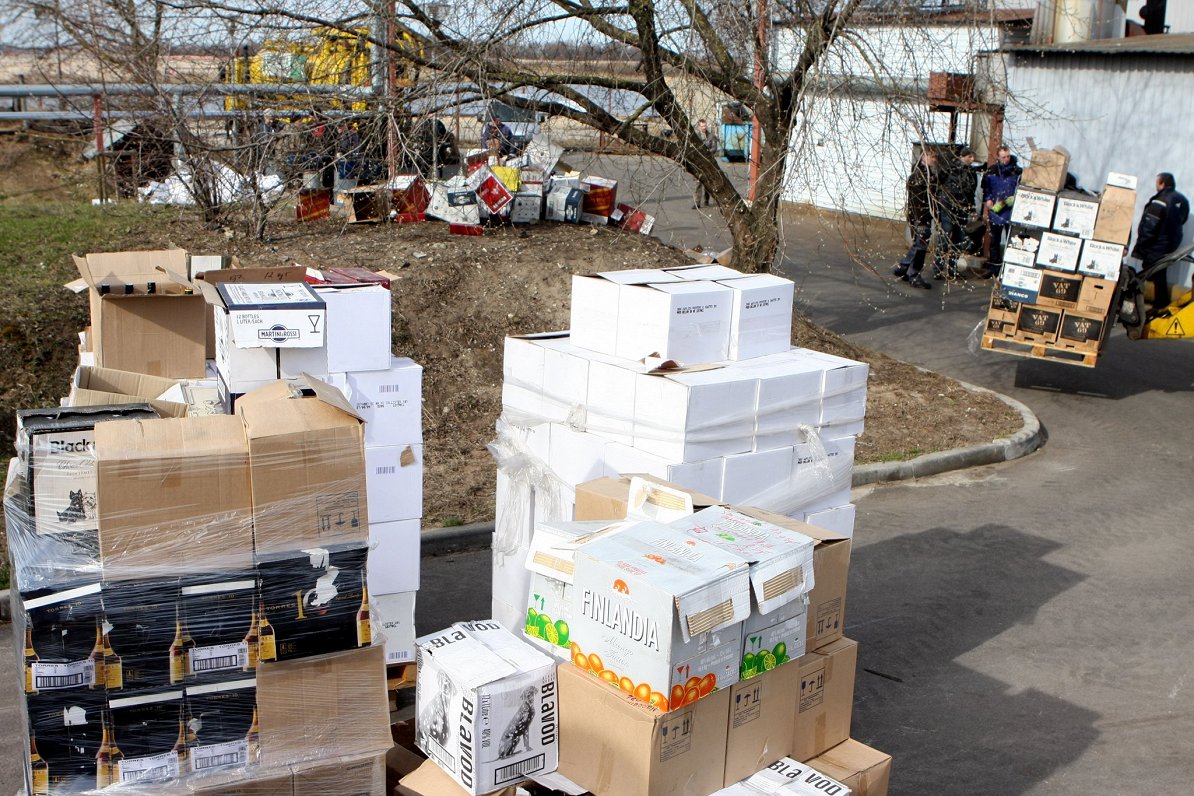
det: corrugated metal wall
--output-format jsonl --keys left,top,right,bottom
{"left": 1004, "top": 53, "right": 1194, "bottom": 282}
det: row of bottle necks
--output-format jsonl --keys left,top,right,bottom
{"left": 27, "top": 705, "right": 262, "bottom": 795}
{"left": 23, "top": 591, "right": 373, "bottom": 695}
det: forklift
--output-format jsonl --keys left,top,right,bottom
{"left": 1116, "top": 242, "right": 1194, "bottom": 340}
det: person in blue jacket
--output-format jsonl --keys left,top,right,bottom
{"left": 979, "top": 146, "right": 1021, "bottom": 278}
{"left": 1132, "top": 172, "right": 1190, "bottom": 312}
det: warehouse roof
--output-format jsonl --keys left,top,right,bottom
{"left": 1007, "top": 33, "right": 1194, "bottom": 56}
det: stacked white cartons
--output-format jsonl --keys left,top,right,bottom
{"left": 493, "top": 266, "right": 869, "bottom": 631}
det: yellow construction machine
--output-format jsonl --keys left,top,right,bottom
{"left": 1118, "top": 243, "right": 1194, "bottom": 341}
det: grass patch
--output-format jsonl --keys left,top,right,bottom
{"left": 870, "top": 448, "right": 926, "bottom": 463}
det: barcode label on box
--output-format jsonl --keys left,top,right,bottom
{"left": 32, "top": 659, "right": 95, "bottom": 691}
{"left": 375, "top": 466, "right": 396, "bottom": 475}
{"left": 495, "top": 754, "right": 546, "bottom": 784}
{"left": 118, "top": 751, "right": 180, "bottom": 783}
{"left": 189, "top": 642, "right": 248, "bottom": 674}
{"left": 423, "top": 737, "right": 456, "bottom": 773}
{"left": 379, "top": 384, "right": 403, "bottom": 393}
{"left": 192, "top": 740, "right": 248, "bottom": 771}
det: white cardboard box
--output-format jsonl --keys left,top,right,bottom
{"left": 346, "top": 357, "right": 423, "bottom": 448}
{"left": 214, "top": 308, "right": 280, "bottom": 392}
{"left": 548, "top": 424, "right": 609, "bottom": 487}
{"left": 1035, "top": 231, "right": 1082, "bottom": 273}
{"left": 511, "top": 193, "right": 542, "bottom": 224}
{"left": 213, "top": 282, "right": 326, "bottom": 349}
{"left": 537, "top": 337, "right": 591, "bottom": 423}
{"left": 279, "top": 285, "right": 391, "bottom": 377}
{"left": 748, "top": 355, "right": 825, "bottom": 451}
{"left": 367, "top": 517, "right": 421, "bottom": 596}
{"left": 714, "top": 757, "right": 850, "bottom": 795}
{"left": 570, "top": 521, "right": 751, "bottom": 705}
{"left": 718, "top": 274, "right": 795, "bottom": 361}
{"left": 569, "top": 271, "right": 681, "bottom": 356}
{"left": 502, "top": 336, "right": 547, "bottom": 419}
{"left": 665, "top": 264, "right": 745, "bottom": 281}
{"left": 365, "top": 443, "right": 423, "bottom": 522}
{"left": 584, "top": 358, "right": 637, "bottom": 446}
{"left": 1078, "top": 240, "right": 1125, "bottom": 281}
{"left": 616, "top": 280, "right": 735, "bottom": 364}
{"left": 415, "top": 621, "right": 559, "bottom": 795}
{"left": 722, "top": 447, "right": 796, "bottom": 510}
{"left": 633, "top": 369, "right": 757, "bottom": 462}
{"left": 601, "top": 441, "right": 725, "bottom": 501}
{"left": 1052, "top": 196, "right": 1099, "bottom": 239}
{"left": 372, "top": 590, "right": 416, "bottom": 665}
{"left": 804, "top": 504, "right": 856, "bottom": 539}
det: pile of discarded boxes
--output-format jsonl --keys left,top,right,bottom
{"left": 329, "top": 136, "right": 655, "bottom": 236}
{"left": 395, "top": 265, "right": 890, "bottom": 795}
{"left": 982, "top": 145, "right": 1133, "bottom": 367}
{"left": 6, "top": 249, "right": 423, "bottom": 795}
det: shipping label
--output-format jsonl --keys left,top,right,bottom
{"left": 999, "top": 264, "right": 1043, "bottom": 305}
{"left": 31, "top": 659, "right": 97, "bottom": 691}
{"left": 191, "top": 740, "right": 248, "bottom": 772}
{"left": 188, "top": 642, "right": 249, "bottom": 675}
{"left": 118, "top": 751, "right": 180, "bottom": 784}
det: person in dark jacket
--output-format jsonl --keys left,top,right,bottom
{"left": 892, "top": 148, "right": 939, "bottom": 290}
{"left": 931, "top": 147, "right": 981, "bottom": 280}
{"left": 1132, "top": 172, "right": 1189, "bottom": 312}
{"left": 979, "top": 146, "right": 1021, "bottom": 278}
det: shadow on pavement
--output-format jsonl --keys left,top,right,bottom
{"left": 1010, "top": 334, "right": 1194, "bottom": 399}
{"left": 847, "top": 523, "right": 1098, "bottom": 794}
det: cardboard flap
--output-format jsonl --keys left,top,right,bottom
{"left": 430, "top": 635, "right": 518, "bottom": 689}
{"left": 75, "top": 249, "right": 190, "bottom": 288}
{"left": 73, "top": 365, "right": 180, "bottom": 401}
{"left": 301, "top": 373, "right": 364, "bottom": 422}
{"left": 155, "top": 264, "right": 193, "bottom": 289}
{"left": 626, "top": 476, "right": 694, "bottom": 523}
{"left": 675, "top": 574, "right": 751, "bottom": 641}
{"left": 201, "top": 265, "right": 307, "bottom": 286}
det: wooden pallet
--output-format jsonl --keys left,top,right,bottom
{"left": 981, "top": 334, "right": 1100, "bottom": 367}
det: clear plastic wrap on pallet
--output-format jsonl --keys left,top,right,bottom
{"left": 5, "top": 381, "right": 408, "bottom": 795}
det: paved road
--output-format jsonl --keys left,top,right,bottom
{"left": 3, "top": 155, "right": 1192, "bottom": 795}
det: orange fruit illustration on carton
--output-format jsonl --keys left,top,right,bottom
{"left": 644, "top": 554, "right": 666, "bottom": 565}
{"left": 612, "top": 579, "right": 630, "bottom": 594}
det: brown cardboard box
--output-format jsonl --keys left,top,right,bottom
{"left": 804, "top": 739, "right": 892, "bottom": 796}
{"left": 237, "top": 378, "right": 368, "bottom": 554}
{"left": 1057, "top": 310, "right": 1108, "bottom": 352}
{"left": 1015, "top": 306, "right": 1062, "bottom": 342}
{"left": 793, "top": 638, "right": 858, "bottom": 762}
{"left": 70, "top": 249, "right": 207, "bottom": 378}
{"left": 1076, "top": 276, "right": 1117, "bottom": 316}
{"left": 70, "top": 365, "right": 187, "bottom": 417}
{"left": 575, "top": 476, "right": 852, "bottom": 651}
{"left": 1033, "top": 272, "right": 1084, "bottom": 310}
{"left": 395, "top": 760, "right": 518, "bottom": 796}
{"left": 557, "top": 662, "right": 731, "bottom": 796}
{"left": 1022, "top": 145, "right": 1070, "bottom": 193}
{"left": 723, "top": 658, "right": 801, "bottom": 785}
{"left": 985, "top": 294, "right": 1020, "bottom": 338}
{"left": 293, "top": 751, "right": 388, "bottom": 795}
{"left": 189, "top": 766, "right": 294, "bottom": 795}
{"left": 95, "top": 414, "right": 254, "bottom": 577}
{"left": 258, "top": 645, "right": 392, "bottom": 767}
{"left": 1093, "top": 185, "right": 1137, "bottom": 246}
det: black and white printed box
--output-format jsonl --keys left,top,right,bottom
{"left": 999, "top": 264, "right": 1044, "bottom": 305}
{"left": 1078, "top": 240, "right": 1125, "bottom": 281}
{"left": 415, "top": 620, "right": 559, "bottom": 795}
{"left": 1035, "top": 231, "right": 1082, "bottom": 273}
{"left": 1010, "top": 188, "right": 1056, "bottom": 229}
{"left": 214, "top": 282, "right": 326, "bottom": 349}
{"left": 1052, "top": 196, "right": 1099, "bottom": 239}
{"left": 22, "top": 582, "right": 106, "bottom": 696}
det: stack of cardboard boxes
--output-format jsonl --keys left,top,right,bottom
{"left": 982, "top": 147, "right": 1133, "bottom": 367}
{"left": 493, "top": 264, "right": 865, "bottom": 632}
{"left": 6, "top": 249, "right": 427, "bottom": 795}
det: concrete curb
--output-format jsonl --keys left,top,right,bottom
{"left": 0, "top": 386, "right": 1041, "bottom": 616}
{"left": 852, "top": 380, "right": 1044, "bottom": 486}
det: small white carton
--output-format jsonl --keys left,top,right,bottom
{"left": 537, "top": 337, "right": 591, "bottom": 423}
{"left": 1035, "top": 231, "right": 1082, "bottom": 273}
{"left": 214, "top": 308, "right": 279, "bottom": 392}
{"left": 372, "top": 590, "right": 417, "bottom": 665}
{"left": 415, "top": 621, "right": 559, "bottom": 795}
{"left": 367, "top": 518, "right": 420, "bottom": 595}
{"left": 601, "top": 442, "right": 725, "bottom": 502}
{"left": 616, "top": 280, "right": 736, "bottom": 364}
{"left": 796, "top": 350, "right": 868, "bottom": 428}
{"left": 804, "top": 504, "right": 856, "bottom": 539}
{"left": 279, "top": 284, "right": 392, "bottom": 377}
{"left": 547, "top": 424, "right": 609, "bottom": 487}
{"left": 1078, "top": 240, "right": 1125, "bottom": 281}
{"left": 570, "top": 521, "right": 751, "bottom": 709}
{"left": 585, "top": 357, "right": 638, "bottom": 446}
{"left": 633, "top": 369, "right": 757, "bottom": 462}
{"left": 364, "top": 443, "right": 423, "bottom": 522}
{"left": 523, "top": 519, "right": 628, "bottom": 658}
{"left": 721, "top": 447, "right": 795, "bottom": 509}
{"left": 502, "top": 336, "right": 547, "bottom": 419}
{"left": 717, "top": 274, "right": 795, "bottom": 361}
{"left": 345, "top": 357, "right": 423, "bottom": 448}
{"left": 213, "top": 282, "right": 326, "bottom": 348}
{"left": 665, "top": 264, "right": 744, "bottom": 281}
{"left": 569, "top": 271, "right": 681, "bottom": 357}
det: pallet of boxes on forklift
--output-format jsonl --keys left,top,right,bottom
{"left": 981, "top": 154, "right": 1133, "bottom": 368}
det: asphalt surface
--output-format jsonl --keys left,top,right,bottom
{"left": 3, "top": 155, "right": 1193, "bottom": 795}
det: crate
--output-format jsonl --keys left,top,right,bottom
{"left": 1057, "top": 309, "right": 1111, "bottom": 354}
{"left": 928, "top": 71, "right": 975, "bottom": 103}
{"left": 981, "top": 334, "right": 1100, "bottom": 368}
